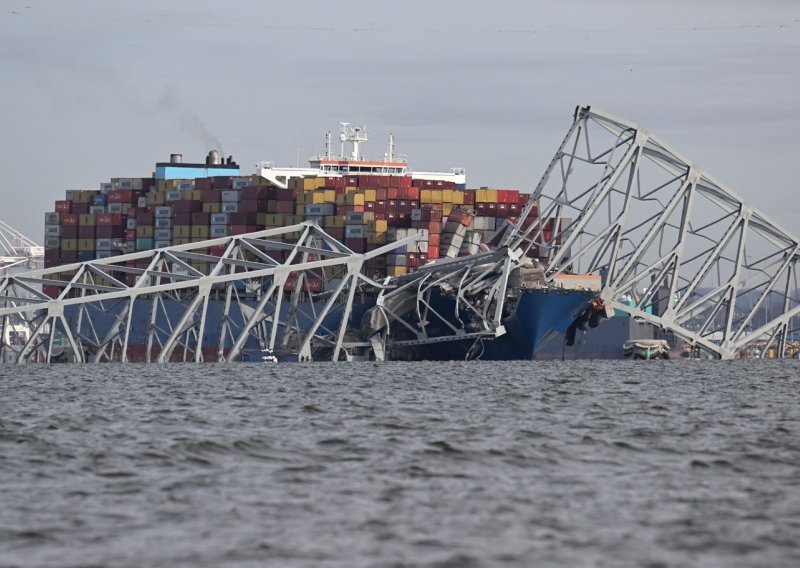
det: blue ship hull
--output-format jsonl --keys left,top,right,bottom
{"left": 62, "top": 287, "right": 596, "bottom": 362}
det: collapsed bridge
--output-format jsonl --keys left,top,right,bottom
{"left": 1, "top": 106, "right": 798, "bottom": 362}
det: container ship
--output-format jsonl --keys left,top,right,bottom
{"left": 40, "top": 124, "right": 608, "bottom": 361}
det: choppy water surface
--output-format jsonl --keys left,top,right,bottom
{"left": 1, "top": 361, "right": 799, "bottom": 567}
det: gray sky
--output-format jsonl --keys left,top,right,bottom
{"left": 2, "top": 0, "right": 799, "bottom": 242}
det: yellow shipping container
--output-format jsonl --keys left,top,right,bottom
{"left": 367, "top": 231, "right": 387, "bottom": 245}
{"left": 137, "top": 226, "right": 154, "bottom": 238}
{"left": 345, "top": 186, "right": 359, "bottom": 194}
{"left": 310, "top": 191, "right": 326, "bottom": 205}
{"left": 74, "top": 190, "right": 96, "bottom": 204}
{"left": 452, "top": 191, "right": 465, "bottom": 205}
{"left": 420, "top": 189, "right": 433, "bottom": 203}
{"left": 323, "top": 189, "right": 336, "bottom": 203}
{"left": 266, "top": 200, "right": 278, "bottom": 213}
{"left": 388, "top": 266, "right": 407, "bottom": 277}
{"left": 188, "top": 190, "right": 204, "bottom": 201}
{"left": 443, "top": 203, "right": 453, "bottom": 216}
{"left": 173, "top": 225, "right": 191, "bottom": 238}
{"left": 148, "top": 191, "right": 166, "bottom": 205}
{"left": 295, "top": 205, "right": 306, "bottom": 216}
{"left": 302, "top": 178, "right": 318, "bottom": 191}
{"left": 325, "top": 216, "right": 346, "bottom": 228}
{"left": 78, "top": 239, "right": 95, "bottom": 251}
{"left": 368, "top": 219, "right": 388, "bottom": 233}
{"left": 79, "top": 214, "right": 95, "bottom": 226}
{"left": 61, "top": 239, "right": 77, "bottom": 251}
{"left": 173, "top": 238, "right": 191, "bottom": 245}
{"left": 345, "top": 193, "right": 365, "bottom": 206}
{"left": 191, "top": 225, "right": 210, "bottom": 239}
{"left": 363, "top": 189, "right": 377, "bottom": 202}
{"left": 442, "top": 189, "right": 454, "bottom": 203}
{"left": 431, "top": 190, "right": 443, "bottom": 203}
{"left": 203, "top": 202, "right": 221, "bottom": 214}
{"left": 264, "top": 214, "right": 285, "bottom": 227}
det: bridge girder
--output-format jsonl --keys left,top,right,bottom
{"left": 506, "top": 106, "right": 800, "bottom": 358}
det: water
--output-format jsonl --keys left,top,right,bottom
{"left": 1, "top": 361, "right": 798, "bottom": 567}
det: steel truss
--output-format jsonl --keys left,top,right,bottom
{"left": 362, "top": 247, "right": 520, "bottom": 360}
{"left": 506, "top": 106, "right": 800, "bottom": 359}
{"left": 0, "top": 222, "right": 419, "bottom": 363}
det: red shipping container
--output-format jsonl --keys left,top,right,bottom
{"left": 78, "top": 226, "right": 96, "bottom": 239}
{"left": 283, "top": 275, "right": 323, "bottom": 293}
{"left": 62, "top": 251, "right": 78, "bottom": 263}
{"left": 375, "top": 200, "right": 387, "bottom": 214}
{"left": 406, "top": 187, "right": 420, "bottom": 200}
{"left": 211, "top": 176, "right": 233, "bottom": 190}
{"left": 44, "top": 249, "right": 60, "bottom": 264}
{"left": 374, "top": 212, "right": 387, "bottom": 221}
{"left": 376, "top": 188, "right": 388, "bottom": 201}
{"left": 518, "top": 193, "right": 529, "bottom": 206}
{"left": 387, "top": 200, "right": 398, "bottom": 211}
{"left": 327, "top": 227, "right": 345, "bottom": 240}
{"left": 365, "top": 201, "right": 375, "bottom": 211}
{"left": 276, "top": 200, "right": 295, "bottom": 214}
{"left": 463, "top": 191, "right": 475, "bottom": 205}
{"left": 61, "top": 226, "right": 78, "bottom": 239}
{"left": 137, "top": 212, "right": 155, "bottom": 225}
{"left": 345, "top": 238, "right": 367, "bottom": 253}
{"left": 209, "top": 245, "right": 227, "bottom": 257}
{"left": 427, "top": 247, "right": 440, "bottom": 260}
{"left": 428, "top": 234, "right": 441, "bottom": 248}
{"left": 229, "top": 225, "right": 257, "bottom": 236}
{"left": 55, "top": 200, "right": 72, "bottom": 213}
{"left": 73, "top": 203, "right": 89, "bottom": 214}
{"left": 174, "top": 212, "right": 192, "bottom": 225}
{"left": 427, "top": 221, "right": 442, "bottom": 234}
{"left": 107, "top": 190, "right": 136, "bottom": 203}
{"left": 229, "top": 212, "right": 257, "bottom": 225}
{"left": 97, "top": 213, "right": 123, "bottom": 226}
{"left": 174, "top": 200, "right": 202, "bottom": 213}
{"left": 496, "top": 203, "right": 510, "bottom": 218}
{"left": 126, "top": 229, "right": 136, "bottom": 240}
{"left": 43, "top": 285, "right": 61, "bottom": 299}
{"left": 202, "top": 189, "right": 221, "bottom": 203}
{"left": 194, "top": 178, "right": 212, "bottom": 191}
{"left": 239, "top": 199, "right": 266, "bottom": 213}
{"left": 96, "top": 225, "right": 124, "bottom": 238}
{"left": 192, "top": 212, "right": 211, "bottom": 225}
{"left": 387, "top": 187, "right": 399, "bottom": 199}
{"left": 61, "top": 213, "right": 79, "bottom": 226}
{"left": 241, "top": 186, "right": 267, "bottom": 200}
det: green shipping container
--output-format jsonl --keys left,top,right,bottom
{"left": 136, "top": 237, "right": 154, "bottom": 251}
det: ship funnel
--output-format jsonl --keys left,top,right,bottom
{"left": 169, "top": 153, "right": 183, "bottom": 164}
{"left": 206, "top": 150, "right": 221, "bottom": 165}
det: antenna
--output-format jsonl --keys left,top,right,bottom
{"left": 325, "top": 131, "right": 332, "bottom": 160}
{"left": 385, "top": 133, "right": 395, "bottom": 162}
{"left": 339, "top": 122, "right": 368, "bottom": 160}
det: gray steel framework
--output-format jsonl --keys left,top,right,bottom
{"left": 0, "top": 222, "right": 419, "bottom": 363}
{"left": 505, "top": 106, "right": 800, "bottom": 358}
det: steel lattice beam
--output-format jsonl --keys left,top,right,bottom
{"left": 505, "top": 106, "right": 800, "bottom": 358}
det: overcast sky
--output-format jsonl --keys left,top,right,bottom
{"left": 1, "top": 0, "right": 799, "bottom": 242}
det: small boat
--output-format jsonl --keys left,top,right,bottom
{"left": 623, "top": 339, "right": 670, "bottom": 360}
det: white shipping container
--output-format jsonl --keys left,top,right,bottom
{"left": 89, "top": 205, "right": 106, "bottom": 214}
{"left": 177, "top": 181, "right": 194, "bottom": 191}
{"left": 154, "top": 240, "right": 172, "bottom": 248}
{"left": 346, "top": 211, "right": 365, "bottom": 224}
{"left": 154, "top": 218, "right": 172, "bottom": 229}
{"left": 137, "top": 197, "right": 148, "bottom": 208}
{"left": 232, "top": 178, "right": 250, "bottom": 189}
{"left": 210, "top": 225, "right": 228, "bottom": 237}
{"left": 221, "top": 202, "right": 239, "bottom": 213}
{"left": 166, "top": 191, "right": 182, "bottom": 201}
{"left": 345, "top": 225, "right": 366, "bottom": 238}
{"left": 45, "top": 224, "right": 61, "bottom": 237}
{"left": 154, "top": 229, "right": 172, "bottom": 240}
{"left": 126, "top": 218, "right": 137, "bottom": 230}
{"left": 107, "top": 203, "right": 123, "bottom": 214}
{"left": 96, "top": 238, "right": 112, "bottom": 251}
{"left": 221, "top": 190, "right": 240, "bottom": 202}
{"left": 305, "top": 204, "right": 334, "bottom": 216}
{"left": 45, "top": 212, "right": 60, "bottom": 225}
{"left": 100, "top": 182, "right": 113, "bottom": 192}
{"left": 154, "top": 206, "right": 173, "bottom": 218}
{"left": 210, "top": 213, "right": 229, "bottom": 225}
{"left": 442, "top": 244, "right": 460, "bottom": 259}
{"left": 44, "top": 237, "right": 60, "bottom": 248}
{"left": 440, "top": 233, "right": 464, "bottom": 248}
